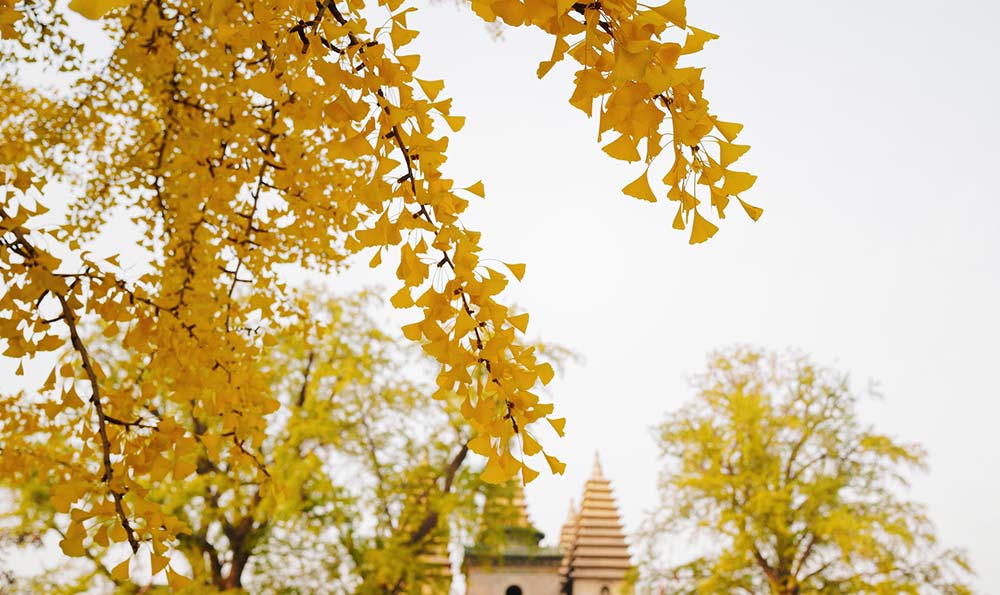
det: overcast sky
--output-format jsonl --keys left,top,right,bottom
{"left": 7, "top": 0, "right": 999, "bottom": 591}
{"left": 367, "top": 0, "right": 999, "bottom": 591}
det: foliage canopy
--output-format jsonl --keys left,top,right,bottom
{"left": 642, "top": 347, "right": 974, "bottom": 595}
{"left": 1, "top": 0, "right": 759, "bottom": 581}
{"left": 2, "top": 289, "right": 538, "bottom": 593}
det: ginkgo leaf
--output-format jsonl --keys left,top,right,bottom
{"left": 714, "top": 118, "right": 744, "bottom": 142}
{"left": 505, "top": 262, "right": 526, "bottom": 281}
{"left": 672, "top": 204, "right": 686, "bottom": 230}
{"left": 454, "top": 309, "right": 477, "bottom": 337}
{"left": 537, "top": 362, "right": 555, "bottom": 385}
{"left": 465, "top": 180, "right": 485, "bottom": 198}
{"left": 444, "top": 115, "right": 465, "bottom": 132}
{"left": 509, "top": 312, "right": 529, "bottom": 333}
{"left": 151, "top": 553, "right": 170, "bottom": 575}
{"left": 390, "top": 286, "right": 413, "bottom": 308}
{"left": 167, "top": 569, "right": 192, "bottom": 589}
{"left": 469, "top": 433, "right": 495, "bottom": 456}
{"left": 681, "top": 26, "right": 719, "bottom": 55}
{"left": 544, "top": 453, "right": 567, "bottom": 474}
{"left": 68, "top": 0, "right": 130, "bottom": 19}
{"left": 611, "top": 47, "right": 651, "bottom": 82}
{"left": 397, "top": 54, "right": 420, "bottom": 71}
{"left": 389, "top": 24, "right": 419, "bottom": 49}
{"left": 548, "top": 417, "right": 566, "bottom": 437}
{"left": 602, "top": 134, "right": 642, "bottom": 162}
{"left": 111, "top": 557, "right": 130, "bottom": 581}
{"left": 689, "top": 210, "right": 719, "bottom": 244}
{"left": 12, "top": 169, "right": 33, "bottom": 192}
{"left": 416, "top": 78, "right": 445, "bottom": 101}
{"left": 537, "top": 37, "right": 570, "bottom": 79}
{"left": 623, "top": 169, "right": 657, "bottom": 202}
{"left": 480, "top": 457, "right": 508, "bottom": 484}
{"left": 722, "top": 170, "right": 757, "bottom": 195}
{"left": 738, "top": 197, "right": 764, "bottom": 221}
{"left": 173, "top": 457, "right": 196, "bottom": 480}
{"left": 719, "top": 142, "right": 750, "bottom": 167}
{"left": 651, "top": 0, "right": 686, "bottom": 27}
{"left": 59, "top": 532, "right": 85, "bottom": 557}
{"left": 522, "top": 432, "right": 542, "bottom": 455}
{"left": 521, "top": 464, "right": 539, "bottom": 484}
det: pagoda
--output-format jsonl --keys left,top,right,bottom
{"left": 559, "top": 454, "right": 633, "bottom": 595}
{"left": 464, "top": 453, "right": 632, "bottom": 595}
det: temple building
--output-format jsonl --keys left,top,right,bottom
{"left": 463, "top": 454, "right": 633, "bottom": 595}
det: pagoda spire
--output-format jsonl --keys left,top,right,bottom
{"left": 510, "top": 481, "right": 533, "bottom": 528}
{"left": 558, "top": 499, "right": 580, "bottom": 580}
{"left": 564, "top": 451, "right": 632, "bottom": 585}
{"left": 591, "top": 451, "right": 604, "bottom": 478}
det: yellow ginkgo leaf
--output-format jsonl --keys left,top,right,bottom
{"left": 397, "top": 54, "right": 420, "bottom": 71}
{"left": 505, "top": 262, "right": 526, "bottom": 281}
{"left": 681, "top": 26, "right": 719, "bottom": 55}
{"left": 719, "top": 142, "right": 750, "bottom": 167}
{"left": 714, "top": 118, "right": 744, "bottom": 142}
{"left": 689, "top": 210, "right": 719, "bottom": 244}
{"left": 521, "top": 464, "right": 540, "bottom": 484}
{"left": 509, "top": 312, "right": 529, "bottom": 333}
{"left": 444, "top": 115, "right": 465, "bottom": 132}
{"left": 651, "top": 0, "right": 686, "bottom": 27}
{"left": 544, "top": 453, "right": 567, "bottom": 475}
{"left": 416, "top": 78, "right": 445, "bottom": 101}
{"left": 622, "top": 169, "right": 657, "bottom": 202}
{"left": 465, "top": 180, "right": 486, "bottom": 198}
{"left": 59, "top": 532, "right": 85, "bottom": 557}
{"left": 401, "top": 322, "right": 422, "bottom": 341}
{"left": 537, "top": 37, "right": 570, "bottom": 79}
{"left": 151, "top": 553, "right": 170, "bottom": 575}
{"left": 454, "top": 309, "right": 477, "bottom": 337}
{"left": 548, "top": 417, "right": 566, "bottom": 437}
{"left": 480, "top": 457, "right": 508, "bottom": 484}
{"left": 172, "top": 457, "right": 196, "bottom": 480}
{"left": 672, "top": 204, "right": 686, "bottom": 230}
{"left": 111, "top": 557, "right": 130, "bottom": 581}
{"left": 468, "top": 433, "right": 495, "bottom": 456}
{"left": 602, "top": 134, "right": 642, "bottom": 162}
{"left": 68, "top": 0, "right": 130, "bottom": 20}
{"left": 522, "top": 432, "right": 542, "bottom": 456}
{"left": 738, "top": 198, "right": 764, "bottom": 221}
{"left": 537, "top": 362, "right": 555, "bottom": 385}
{"left": 94, "top": 525, "right": 109, "bottom": 548}
{"left": 389, "top": 286, "right": 413, "bottom": 308}
{"left": 389, "top": 24, "right": 418, "bottom": 49}
{"left": 167, "top": 569, "right": 192, "bottom": 589}
{"left": 722, "top": 170, "right": 757, "bottom": 195}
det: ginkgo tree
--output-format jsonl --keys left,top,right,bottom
{"left": 1, "top": 289, "right": 559, "bottom": 593}
{"left": 0, "top": 0, "right": 760, "bottom": 583}
{"left": 640, "top": 347, "right": 974, "bottom": 595}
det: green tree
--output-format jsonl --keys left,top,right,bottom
{"left": 0, "top": 289, "right": 553, "bottom": 594}
{"left": 641, "top": 347, "right": 974, "bottom": 595}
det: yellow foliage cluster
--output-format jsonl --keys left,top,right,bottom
{"left": 0, "top": 0, "right": 758, "bottom": 578}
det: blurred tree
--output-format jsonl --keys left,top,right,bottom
{"left": 640, "top": 347, "right": 974, "bottom": 595}
{"left": 0, "top": 289, "right": 552, "bottom": 594}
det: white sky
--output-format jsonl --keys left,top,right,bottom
{"left": 6, "top": 0, "right": 998, "bottom": 591}
{"left": 367, "top": 0, "right": 999, "bottom": 591}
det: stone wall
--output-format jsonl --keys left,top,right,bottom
{"left": 465, "top": 565, "right": 562, "bottom": 595}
